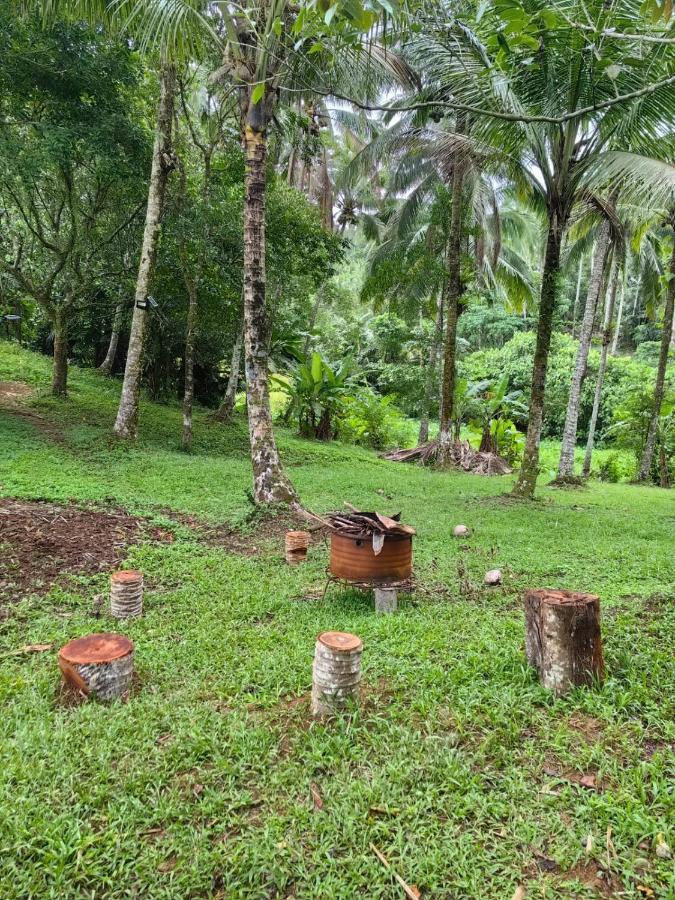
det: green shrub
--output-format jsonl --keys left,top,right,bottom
{"left": 337, "top": 389, "right": 409, "bottom": 450}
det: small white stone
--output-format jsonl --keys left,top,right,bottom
{"left": 453, "top": 525, "right": 470, "bottom": 537}
{"left": 484, "top": 568, "right": 502, "bottom": 585}
{"left": 655, "top": 836, "right": 671, "bottom": 859}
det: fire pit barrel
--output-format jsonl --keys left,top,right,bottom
{"left": 329, "top": 530, "right": 412, "bottom": 583}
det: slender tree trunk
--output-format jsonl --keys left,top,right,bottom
{"left": 52, "top": 308, "right": 68, "bottom": 397}
{"left": 242, "top": 122, "right": 296, "bottom": 503}
{"left": 113, "top": 64, "right": 176, "bottom": 439}
{"left": 557, "top": 221, "right": 611, "bottom": 477}
{"left": 582, "top": 255, "right": 620, "bottom": 477}
{"left": 611, "top": 279, "right": 624, "bottom": 355}
{"left": 512, "top": 209, "right": 566, "bottom": 499}
{"left": 181, "top": 264, "right": 198, "bottom": 452}
{"left": 637, "top": 237, "right": 675, "bottom": 482}
{"left": 98, "top": 300, "right": 124, "bottom": 375}
{"left": 303, "top": 286, "right": 324, "bottom": 356}
{"left": 287, "top": 147, "right": 297, "bottom": 186}
{"left": 418, "top": 290, "right": 443, "bottom": 444}
{"left": 571, "top": 257, "right": 584, "bottom": 338}
{"left": 438, "top": 162, "right": 464, "bottom": 464}
{"left": 215, "top": 322, "right": 244, "bottom": 422}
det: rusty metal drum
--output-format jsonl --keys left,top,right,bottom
{"left": 329, "top": 530, "right": 412, "bottom": 583}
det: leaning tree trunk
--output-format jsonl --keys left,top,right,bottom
{"left": 513, "top": 208, "right": 566, "bottom": 499}
{"left": 181, "top": 261, "right": 198, "bottom": 452}
{"left": 582, "top": 255, "right": 619, "bottom": 478}
{"left": 571, "top": 257, "right": 583, "bottom": 338}
{"left": 215, "top": 322, "right": 244, "bottom": 422}
{"left": 637, "top": 236, "right": 675, "bottom": 482}
{"left": 51, "top": 308, "right": 68, "bottom": 397}
{"left": 438, "top": 162, "right": 464, "bottom": 464}
{"left": 558, "top": 220, "right": 611, "bottom": 478}
{"left": 113, "top": 64, "right": 176, "bottom": 440}
{"left": 242, "top": 120, "right": 296, "bottom": 504}
{"left": 99, "top": 300, "right": 124, "bottom": 375}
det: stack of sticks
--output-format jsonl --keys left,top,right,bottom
{"left": 323, "top": 503, "right": 416, "bottom": 537}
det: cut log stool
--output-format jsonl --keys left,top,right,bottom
{"left": 374, "top": 587, "right": 397, "bottom": 614}
{"left": 285, "top": 531, "right": 310, "bottom": 565}
{"left": 59, "top": 633, "right": 134, "bottom": 700}
{"left": 312, "top": 631, "right": 363, "bottom": 716}
{"left": 525, "top": 589, "right": 604, "bottom": 696}
{"left": 110, "top": 569, "right": 143, "bottom": 618}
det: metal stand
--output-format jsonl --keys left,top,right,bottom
{"left": 321, "top": 569, "right": 413, "bottom": 613}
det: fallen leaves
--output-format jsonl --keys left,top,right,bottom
{"left": 310, "top": 783, "right": 323, "bottom": 811}
{"left": 1, "top": 642, "right": 54, "bottom": 657}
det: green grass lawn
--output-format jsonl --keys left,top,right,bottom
{"left": 0, "top": 342, "right": 673, "bottom": 899}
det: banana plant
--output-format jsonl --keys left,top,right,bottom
{"left": 273, "top": 352, "right": 358, "bottom": 440}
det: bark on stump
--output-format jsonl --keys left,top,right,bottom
{"left": 285, "top": 531, "right": 310, "bottom": 565}
{"left": 525, "top": 589, "right": 604, "bottom": 696}
{"left": 374, "top": 588, "right": 397, "bottom": 614}
{"left": 312, "top": 631, "right": 363, "bottom": 717}
{"left": 110, "top": 570, "right": 144, "bottom": 618}
{"left": 58, "top": 633, "right": 134, "bottom": 700}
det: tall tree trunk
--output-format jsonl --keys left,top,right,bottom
{"left": 611, "top": 278, "right": 624, "bottom": 355}
{"left": 512, "top": 208, "right": 566, "bottom": 499}
{"left": 113, "top": 64, "right": 176, "bottom": 439}
{"left": 418, "top": 290, "right": 443, "bottom": 445}
{"left": 98, "top": 300, "right": 123, "bottom": 375}
{"left": 438, "top": 162, "right": 464, "bottom": 464}
{"left": 571, "top": 257, "right": 584, "bottom": 338}
{"left": 52, "top": 308, "right": 68, "bottom": 397}
{"left": 636, "top": 236, "right": 675, "bottom": 482}
{"left": 582, "top": 255, "right": 620, "bottom": 478}
{"left": 215, "top": 322, "right": 243, "bottom": 422}
{"left": 181, "top": 263, "right": 198, "bottom": 452}
{"left": 242, "top": 122, "right": 296, "bottom": 503}
{"left": 557, "top": 220, "right": 611, "bottom": 477}
{"left": 287, "top": 147, "right": 297, "bottom": 186}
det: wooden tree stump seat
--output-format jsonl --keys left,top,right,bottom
{"left": 525, "top": 589, "right": 604, "bottom": 696}
{"left": 312, "top": 631, "right": 363, "bottom": 716}
{"left": 59, "top": 633, "right": 134, "bottom": 700}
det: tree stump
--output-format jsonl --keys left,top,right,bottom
{"left": 285, "top": 530, "right": 310, "bottom": 565}
{"left": 374, "top": 587, "right": 397, "bottom": 614}
{"left": 312, "top": 631, "right": 363, "bottom": 716}
{"left": 110, "top": 570, "right": 143, "bottom": 618}
{"left": 58, "top": 633, "right": 134, "bottom": 700}
{"left": 525, "top": 589, "right": 604, "bottom": 696}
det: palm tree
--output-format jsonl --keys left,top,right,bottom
{"left": 409, "top": 0, "right": 675, "bottom": 497}
{"left": 557, "top": 202, "right": 616, "bottom": 478}
{"left": 637, "top": 215, "right": 675, "bottom": 482}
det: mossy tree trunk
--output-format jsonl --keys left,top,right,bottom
{"left": 242, "top": 102, "right": 296, "bottom": 504}
{"left": 512, "top": 206, "right": 567, "bottom": 499}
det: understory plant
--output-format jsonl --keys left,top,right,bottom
{"left": 465, "top": 375, "right": 528, "bottom": 458}
{"left": 273, "top": 352, "right": 357, "bottom": 440}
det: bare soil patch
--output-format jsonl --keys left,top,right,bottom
{"left": 0, "top": 381, "right": 33, "bottom": 404}
{"left": 0, "top": 498, "right": 168, "bottom": 605}
{"left": 0, "top": 381, "right": 64, "bottom": 443}
{"left": 159, "top": 508, "right": 327, "bottom": 556}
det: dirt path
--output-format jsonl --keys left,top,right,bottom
{"left": 0, "top": 380, "right": 65, "bottom": 443}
